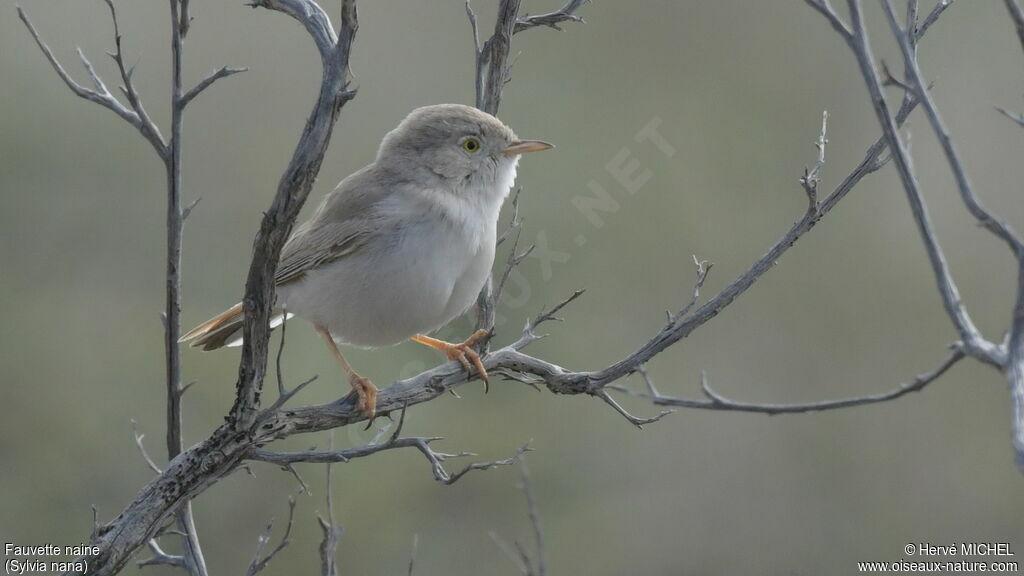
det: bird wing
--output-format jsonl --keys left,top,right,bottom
{"left": 275, "top": 164, "right": 394, "bottom": 286}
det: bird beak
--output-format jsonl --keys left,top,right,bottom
{"left": 503, "top": 140, "right": 554, "bottom": 156}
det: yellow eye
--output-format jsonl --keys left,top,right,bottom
{"left": 462, "top": 137, "right": 481, "bottom": 153}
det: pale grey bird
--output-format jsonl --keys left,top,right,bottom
{"left": 180, "top": 104, "right": 553, "bottom": 418}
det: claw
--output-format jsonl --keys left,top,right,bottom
{"left": 411, "top": 329, "right": 491, "bottom": 392}
{"left": 445, "top": 341, "right": 490, "bottom": 393}
{"left": 348, "top": 374, "right": 377, "bottom": 423}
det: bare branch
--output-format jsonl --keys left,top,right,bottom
{"left": 611, "top": 349, "right": 964, "bottom": 415}
{"left": 480, "top": 0, "right": 521, "bottom": 115}
{"left": 880, "top": 60, "right": 914, "bottom": 93}
{"left": 16, "top": 6, "right": 168, "bottom": 158}
{"left": 230, "top": 0, "right": 358, "bottom": 430}
{"left": 580, "top": 105, "right": 906, "bottom": 391}
{"left": 668, "top": 256, "right": 713, "bottom": 324}
{"left": 595, "top": 390, "right": 673, "bottom": 429}
{"left": 490, "top": 530, "right": 531, "bottom": 575}
{"left": 465, "top": 1, "right": 485, "bottom": 110}
{"left": 514, "top": 0, "right": 588, "bottom": 33}
{"left": 514, "top": 289, "right": 586, "bottom": 348}
{"left": 249, "top": 430, "right": 531, "bottom": 485}
{"left": 57, "top": 2, "right": 359, "bottom": 573}
{"left": 518, "top": 458, "right": 546, "bottom": 576}
{"left": 58, "top": 2, "right": 1002, "bottom": 571}
{"left": 137, "top": 539, "right": 185, "bottom": 569}
{"left": 166, "top": 1, "right": 208, "bottom": 573}
{"left": 905, "top": 0, "right": 921, "bottom": 52}
{"left": 996, "top": 0, "right": 1024, "bottom": 474}
{"left": 491, "top": 457, "right": 546, "bottom": 576}
{"left": 493, "top": 215, "right": 536, "bottom": 310}
{"left": 468, "top": 0, "right": 584, "bottom": 339}
{"left": 179, "top": 0, "right": 191, "bottom": 37}
{"left": 881, "top": 0, "right": 1024, "bottom": 257}
{"left": 317, "top": 436, "right": 341, "bottom": 576}
{"left": 241, "top": 45, "right": 937, "bottom": 442}
{"left": 996, "top": 105, "right": 1024, "bottom": 127}
{"left": 496, "top": 188, "right": 524, "bottom": 247}
{"left": 917, "top": 0, "right": 954, "bottom": 42}
{"left": 799, "top": 110, "right": 829, "bottom": 207}
{"left": 803, "top": 0, "right": 853, "bottom": 39}
{"left": 469, "top": 0, "right": 522, "bottom": 336}
{"left": 101, "top": 0, "right": 166, "bottom": 159}
{"left": 811, "top": 0, "right": 1005, "bottom": 367}
{"left": 246, "top": 0, "right": 340, "bottom": 58}
{"left": 276, "top": 309, "right": 289, "bottom": 397}
{"left": 436, "top": 443, "right": 531, "bottom": 485}
{"left": 1010, "top": 283, "right": 1024, "bottom": 469}
{"left": 1006, "top": 0, "right": 1024, "bottom": 54}
{"left": 181, "top": 197, "right": 202, "bottom": 221}
{"left": 181, "top": 66, "right": 248, "bottom": 108}
{"left": 1004, "top": 0, "right": 1024, "bottom": 473}
{"left": 131, "top": 420, "right": 163, "bottom": 475}
{"left": 407, "top": 534, "right": 419, "bottom": 576}
{"left": 244, "top": 496, "right": 297, "bottom": 576}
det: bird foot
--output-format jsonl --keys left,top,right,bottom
{"left": 443, "top": 329, "right": 491, "bottom": 392}
{"left": 347, "top": 373, "right": 378, "bottom": 422}
{"left": 411, "top": 329, "right": 491, "bottom": 392}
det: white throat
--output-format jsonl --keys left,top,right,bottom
{"left": 419, "top": 157, "right": 519, "bottom": 247}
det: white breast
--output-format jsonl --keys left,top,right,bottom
{"left": 278, "top": 159, "right": 516, "bottom": 348}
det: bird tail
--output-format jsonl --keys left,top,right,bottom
{"left": 178, "top": 303, "right": 293, "bottom": 351}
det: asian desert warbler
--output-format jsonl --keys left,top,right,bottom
{"left": 180, "top": 104, "right": 553, "bottom": 418}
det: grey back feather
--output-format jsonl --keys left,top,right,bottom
{"left": 275, "top": 165, "right": 393, "bottom": 286}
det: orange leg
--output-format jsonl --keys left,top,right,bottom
{"left": 411, "top": 329, "right": 490, "bottom": 392}
{"left": 317, "top": 326, "right": 377, "bottom": 419}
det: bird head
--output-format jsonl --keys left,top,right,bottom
{"left": 377, "top": 104, "right": 552, "bottom": 199}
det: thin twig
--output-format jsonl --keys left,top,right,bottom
{"left": 1006, "top": 0, "right": 1024, "bottom": 54}
{"left": 514, "top": 0, "right": 588, "bottom": 33}
{"left": 490, "top": 531, "right": 531, "bottom": 575}
{"left": 667, "top": 256, "right": 713, "bottom": 325}
{"left": 489, "top": 457, "right": 546, "bottom": 576}
{"left": 809, "top": 0, "right": 1006, "bottom": 369}
{"left": 131, "top": 420, "right": 163, "bottom": 475}
{"left": 103, "top": 0, "right": 165, "bottom": 159}
{"left": 244, "top": 495, "right": 297, "bottom": 576}
{"left": 250, "top": 430, "right": 531, "bottom": 485}
{"left": 16, "top": 6, "right": 168, "bottom": 157}
{"left": 799, "top": 110, "right": 829, "bottom": 207}
{"left": 181, "top": 66, "right": 248, "bottom": 108}
{"left": 407, "top": 534, "right": 419, "bottom": 576}
{"left": 803, "top": 0, "right": 853, "bottom": 39}
{"left": 493, "top": 219, "right": 536, "bottom": 310}
{"left": 519, "top": 458, "right": 546, "bottom": 576}
{"left": 996, "top": 105, "right": 1024, "bottom": 127}
{"left": 317, "top": 433, "right": 341, "bottom": 576}
{"left": 514, "top": 289, "right": 586, "bottom": 348}
{"left": 881, "top": 0, "right": 1023, "bottom": 257}
{"left": 181, "top": 196, "right": 202, "bottom": 221}
{"left": 137, "top": 539, "right": 186, "bottom": 569}
{"left": 611, "top": 348, "right": 965, "bottom": 415}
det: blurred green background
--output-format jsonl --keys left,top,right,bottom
{"left": 3, "top": 1, "right": 1023, "bottom": 574}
